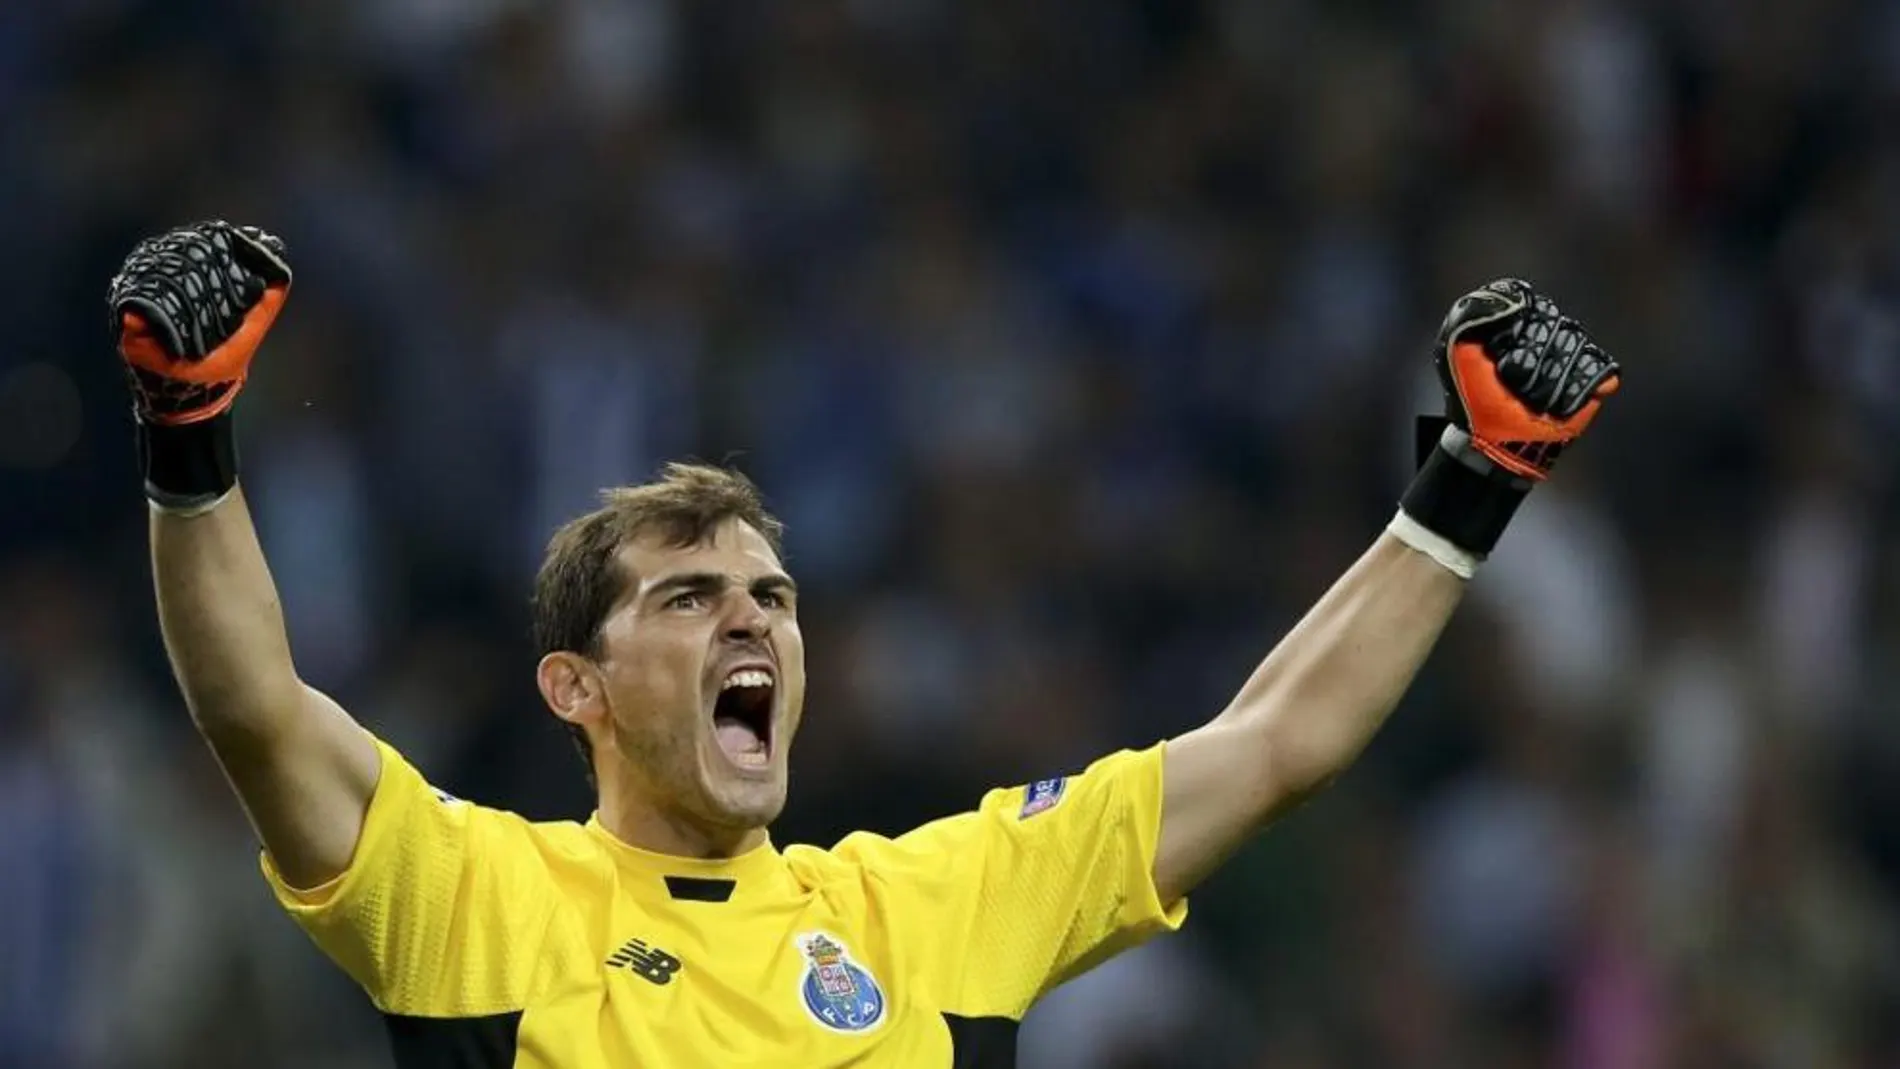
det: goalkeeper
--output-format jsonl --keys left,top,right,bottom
{"left": 109, "top": 221, "right": 1619, "bottom": 1067}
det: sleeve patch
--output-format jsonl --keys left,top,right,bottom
{"left": 1019, "top": 777, "right": 1067, "bottom": 819}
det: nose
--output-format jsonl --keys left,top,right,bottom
{"left": 722, "top": 594, "right": 771, "bottom": 643}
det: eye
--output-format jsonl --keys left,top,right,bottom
{"left": 666, "top": 591, "right": 705, "bottom": 611}
{"left": 756, "top": 590, "right": 787, "bottom": 610}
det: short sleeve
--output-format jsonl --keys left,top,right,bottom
{"left": 259, "top": 738, "right": 554, "bottom": 1016}
{"left": 834, "top": 743, "right": 1187, "bottom": 1019}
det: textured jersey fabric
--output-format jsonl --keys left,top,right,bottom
{"left": 261, "top": 736, "right": 1187, "bottom": 1068}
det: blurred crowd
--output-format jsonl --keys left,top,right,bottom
{"left": 2, "top": 0, "right": 1899, "bottom": 1066}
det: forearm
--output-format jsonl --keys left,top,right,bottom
{"left": 1212, "top": 532, "right": 1464, "bottom": 799}
{"left": 1155, "top": 533, "right": 1465, "bottom": 899}
{"left": 150, "top": 486, "right": 303, "bottom": 740}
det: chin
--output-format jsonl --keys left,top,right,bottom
{"left": 701, "top": 775, "right": 787, "bottom": 830}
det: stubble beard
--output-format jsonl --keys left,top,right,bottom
{"left": 613, "top": 707, "right": 781, "bottom": 833}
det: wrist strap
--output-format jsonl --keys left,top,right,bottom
{"left": 1399, "top": 428, "right": 1530, "bottom": 557}
{"left": 138, "top": 409, "right": 238, "bottom": 513}
{"left": 1388, "top": 510, "right": 1480, "bottom": 579}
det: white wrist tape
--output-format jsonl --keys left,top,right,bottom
{"left": 1387, "top": 509, "right": 1481, "bottom": 580}
{"left": 146, "top": 486, "right": 236, "bottom": 519}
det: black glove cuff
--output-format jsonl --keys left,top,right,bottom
{"left": 1400, "top": 442, "right": 1529, "bottom": 556}
{"left": 137, "top": 410, "right": 238, "bottom": 510}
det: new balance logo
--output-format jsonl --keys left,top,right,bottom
{"left": 607, "top": 938, "right": 683, "bottom": 986}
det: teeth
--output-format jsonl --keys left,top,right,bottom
{"left": 721, "top": 668, "right": 774, "bottom": 691}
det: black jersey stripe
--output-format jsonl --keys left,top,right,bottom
{"left": 664, "top": 875, "right": 738, "bottom": 902}
{"left": 944, "top": 1013, "right": 1019, "bottom": 1068}
{"left": 383, "top": 1012, "right": 522, "bottom": 1069}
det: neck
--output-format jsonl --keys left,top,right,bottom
{"left": 596, "top": 783, "right": 768, "bottom": 860}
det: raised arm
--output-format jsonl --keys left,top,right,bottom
{"left": 1155, "top": 280, "right": 1623, "bottom": 902}
{"left": 114, "top": 223, "right": 378, "bottom": 889}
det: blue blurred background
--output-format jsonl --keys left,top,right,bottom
{"left": 3, "top": 1, "right": 1900, "bottom": 1066}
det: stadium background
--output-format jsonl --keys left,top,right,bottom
{"left": 3, "top": 1, "right": 1899, "bottom": 1066}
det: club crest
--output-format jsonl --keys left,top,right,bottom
{"left": 795, "top": 932, "right": 886, "bottom": 1033}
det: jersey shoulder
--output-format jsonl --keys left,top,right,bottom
{"left": 504, "top": 812, "right": 626, "bottom": 907}
{"left": 779, "top": 808, "right": 992, "bottom": 916}
{"left": 403, "top": 776, "right": 601, "bottom": 876}
{"left": 515, "top": 812, "right": 603, "bottom": 861}
{"left": 778, "top": 745, "right": 1172, "bottom": 908}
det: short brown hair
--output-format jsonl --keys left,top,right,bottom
{"left": 533, "top": 462, "right": 785, "bottom": 778}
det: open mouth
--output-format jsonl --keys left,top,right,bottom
{"left": 713, "top": 667, "right": 775, "bottom": 770}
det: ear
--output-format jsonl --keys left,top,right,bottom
{"left": 537, "top": 651, "right": 605, "bottom": 730}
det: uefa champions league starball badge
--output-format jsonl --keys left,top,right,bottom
{"left": 795, "top": 932, "right": 886, "bottom": 1033}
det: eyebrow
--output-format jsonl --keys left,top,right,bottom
{"left": 643, "top": 571, "right": 798, "bottom": 604}
{"left": 753, "top": 574, "right": 798, "bottom": 598}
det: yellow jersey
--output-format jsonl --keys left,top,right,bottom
{"left": 262, "top": 737, "right": 1187, "bottom": 1068}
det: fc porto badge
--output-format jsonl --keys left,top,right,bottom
{"left": 795, "top": 932, "right": 886, "bottom": 1033}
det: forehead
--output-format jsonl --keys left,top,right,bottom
{"left": 616, "top": 518, "right": 785, "bottom": 589}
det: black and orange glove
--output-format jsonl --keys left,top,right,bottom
{"left": 1395, "top": 279, "right": 1622, "bottom": 574}
{"left": 106, "top": 221, "right": 291, "bottom": 510}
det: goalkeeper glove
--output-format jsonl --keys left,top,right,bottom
{"left": 107, "top": 221, "right": 291, "bottom": 511}
{"left": 1394, "top": 278, "right": 1622, "bottom": 576}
